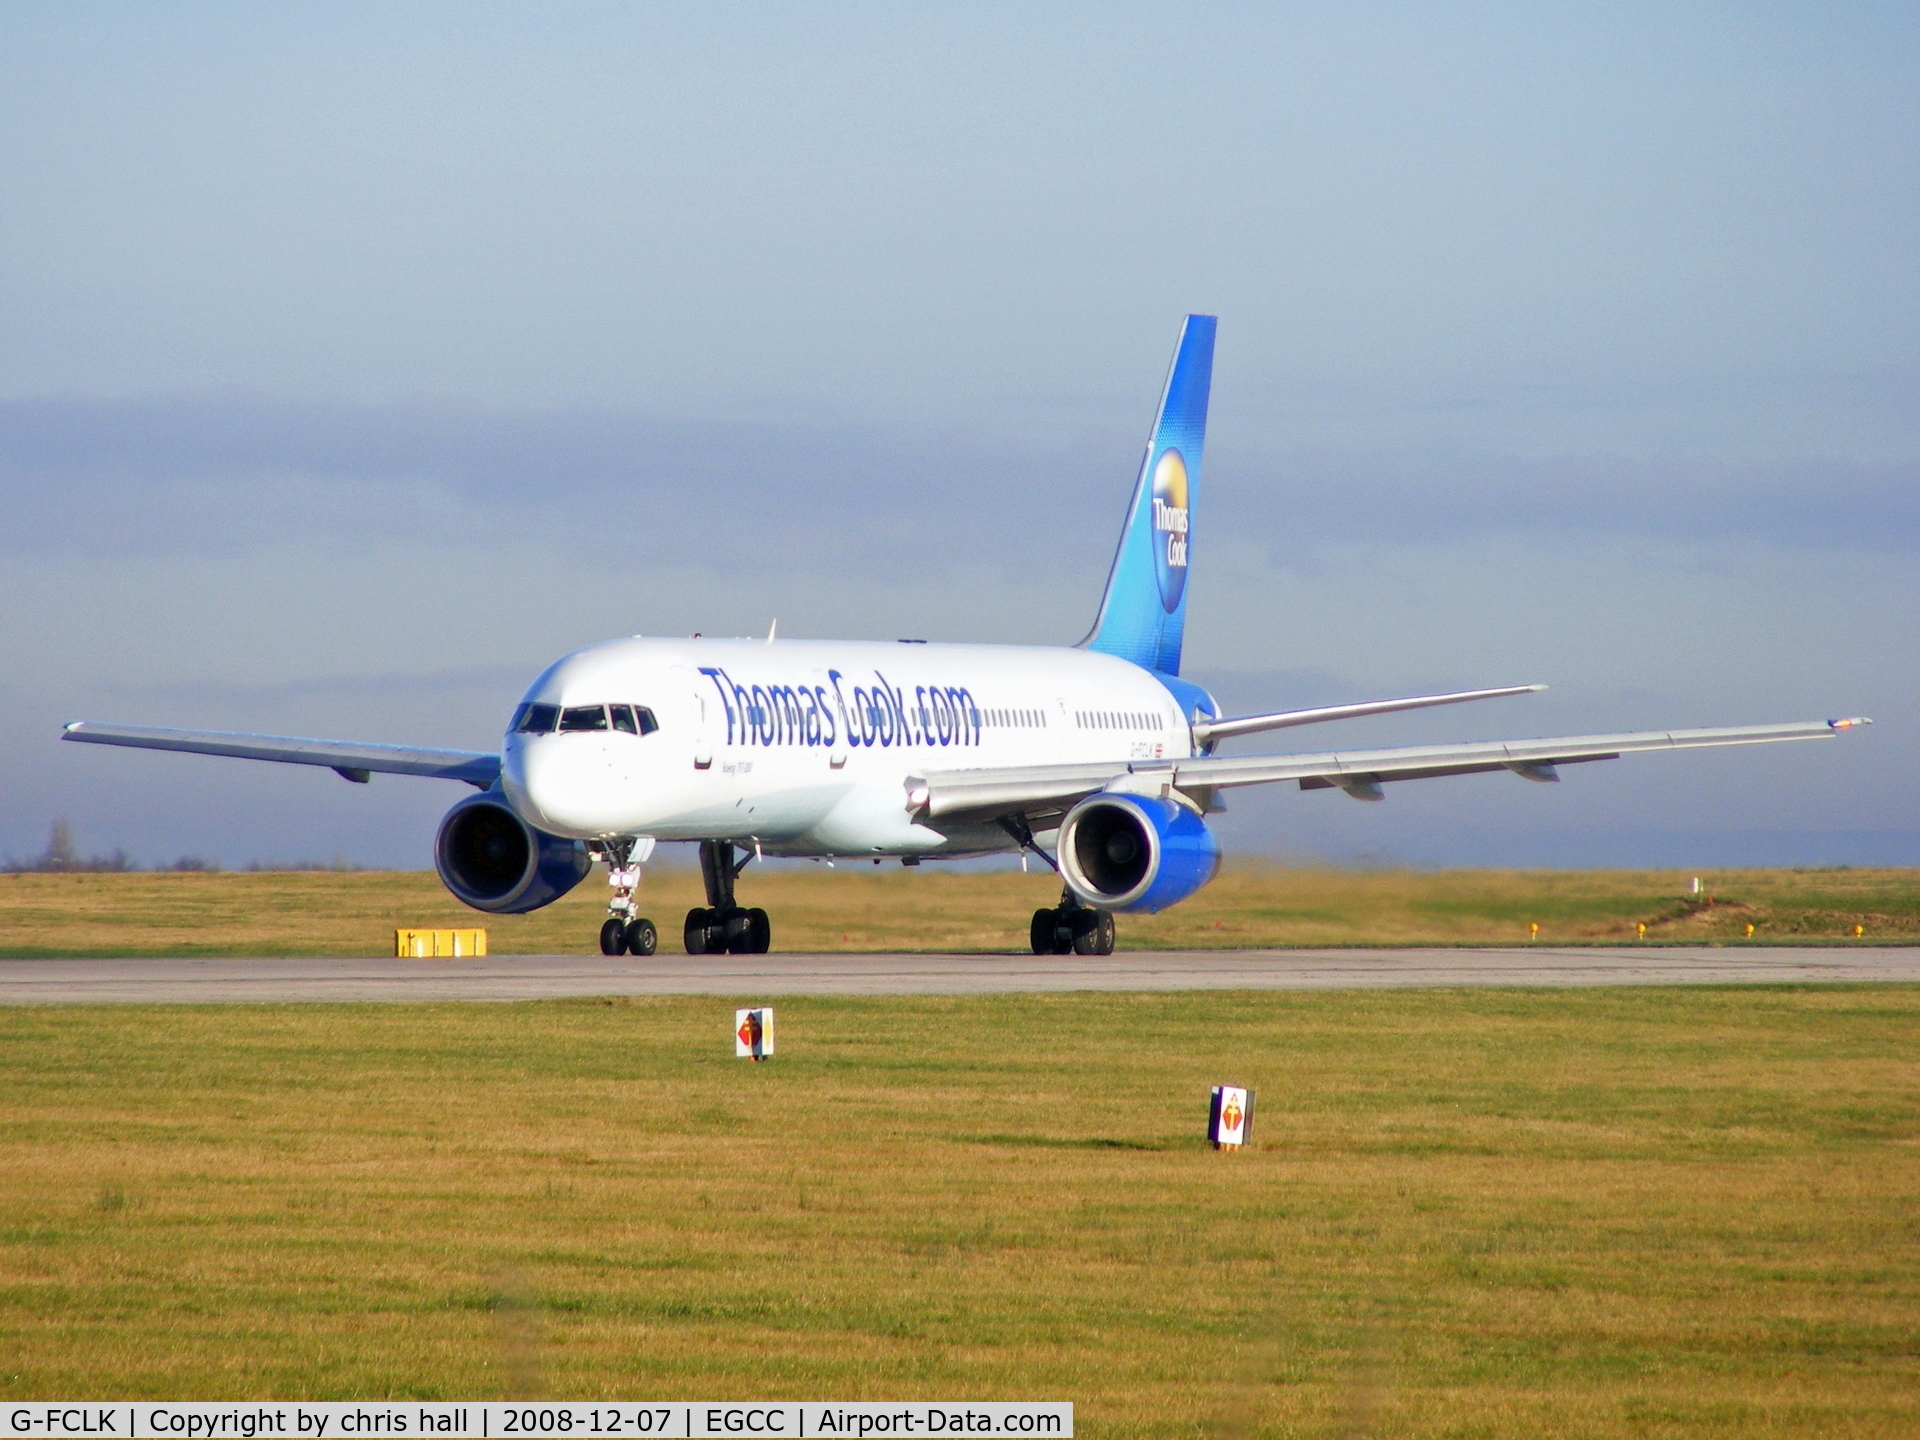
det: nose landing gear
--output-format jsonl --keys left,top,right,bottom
{"left": 1030, "top": 890, "right": 1116, "bottom": 955}
{"left": 685, "top": 839, "right": 771, "bottom": 954}
{"left": 594, "top": 837, "right": 658, "bottom": 956}
{"left": 600, "top": 915, "right": 657, "bottom": 956}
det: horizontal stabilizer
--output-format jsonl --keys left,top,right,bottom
{"left": 61, "top": 721, "right": 501, "bottom": 789}
{"left": 1192, "top": 684, "right": 1544, "bottom": 745}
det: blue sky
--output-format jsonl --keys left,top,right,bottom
{"left": 2, "top": 4, "right": 1915, "bottom": 868}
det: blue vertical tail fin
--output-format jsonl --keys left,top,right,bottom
{"left": 1081, "top": 314, "right": 1215, "bottom": 676}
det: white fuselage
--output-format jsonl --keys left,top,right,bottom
{"left": 501, "top": 638, "right": 1200, "bottom": 857}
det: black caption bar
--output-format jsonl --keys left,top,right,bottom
{"left": 5, "top": 1406, "right": 1070, "bottom": 1440}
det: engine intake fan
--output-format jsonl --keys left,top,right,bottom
{"left": 1057, "top": 791, "right": 1220, "bottom": 914}
{"left": 435, "top": 793, "right": 591, "bottom": 914}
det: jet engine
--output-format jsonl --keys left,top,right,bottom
{"left": 1057, "top": 791, "right": 1220, "bottom": 914}
{"left": 434, "top": 793, "right": 591, "bottom": 914}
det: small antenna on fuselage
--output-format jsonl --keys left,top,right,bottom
{"left": 767, "top": 619, "right": 778, "bottom": 643}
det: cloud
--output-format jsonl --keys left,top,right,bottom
{"left": 0, "top": 394, "right": 1122, "bottom": 572}
{"left": 4, "top": 397, "right": 1913, "bottom": 578}
{"left": 1209, "top": 445, "right": 1920, "bottom": 555}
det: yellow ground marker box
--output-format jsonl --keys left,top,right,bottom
{"left": 395, "top": 928, "right": 488, "bottom": 958}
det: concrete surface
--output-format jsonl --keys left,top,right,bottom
{"left": 1, "top": 947, "right": 1916, "bottom": 1003}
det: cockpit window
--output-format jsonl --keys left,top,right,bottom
{"left": 512, "top": 702, "right": 560, "bottom": 734}
{"left": 609, "top": 704, "right": 660, "bottom": 735}
{"left": 519, "top": 702, "right": 657, "bottom": 736}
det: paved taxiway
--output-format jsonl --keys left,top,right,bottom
{"left": 1, "top": 947, "right": 1915, "bottom": 1003}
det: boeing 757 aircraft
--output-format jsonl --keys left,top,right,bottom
{"left": 64, "top": 317, "right": 1870, "bottom": 956}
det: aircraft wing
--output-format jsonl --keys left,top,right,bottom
{"left": 910, "top": 718, "right": 1870, "bottom": 824}
{"left": 1190, "top": 683, "right": 1544, "bottom": 745}
{"left": 61, "top": 721, "right": 501, "bottom": 788}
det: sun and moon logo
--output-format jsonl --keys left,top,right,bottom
{"left": 1149, "top": 447, "right": 1190, "bottom": 613}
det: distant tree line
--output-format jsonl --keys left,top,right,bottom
{"left": 3, "top": 819, "right": 360, "bottom": 874}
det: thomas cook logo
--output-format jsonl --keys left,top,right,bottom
{"left": 1150, "top": 448, "right": 1189, "bottom": 612}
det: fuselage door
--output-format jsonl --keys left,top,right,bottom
{"left": 693, "top": 694, "right": 714, "bottom": 769}
{"left": 674, "top": 667, "right": 717, "bottom": 769}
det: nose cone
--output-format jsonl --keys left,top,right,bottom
{"left": 504, "top": 735, "right": 628, "bottom": 837}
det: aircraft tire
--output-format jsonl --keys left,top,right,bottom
{"left": 1070, "top": 908, "right": 1101, "bottom": 955}
{"left": 1051, "top": 911, "right": 1075, "bottom": 954}
{"left": 1093, "top": 909, "right": 1116, "bottom": 955}
{"left": 1029, "top": 908, "right": 1055, "bottom": 955}
{"left": 745, "top": 908, "right": 771, "bottom": 954}
{"left": 624, "top": 918, "right": 658, "bottom": 956}
{"left": 599, "top": 917, "right": 628, "bottom": 956}
{"left": 684, "top": 907, "right": 715, "bottom": 954}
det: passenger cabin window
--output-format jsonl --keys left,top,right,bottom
{"left": 512, "top": 703, "right": 560, "bottom": 733}
{"left": 1079, "top": 709, "right": 1160, "bottom": 730}
{"left": 558, "top": 704, "right": 609, "bottom": 732}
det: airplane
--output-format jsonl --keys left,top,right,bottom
{"left": 62, "top": 316, "right": 1870, "bottom": 957}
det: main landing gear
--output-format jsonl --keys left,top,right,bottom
{"left": 1000, "top": 818, "right": 1115, "bottom": 956}
{"left": 596, "top": 837, "right": 658, "bottom": 956}
{"left": 1031, "top": 891, "right": 1116, "bottom": 955}
{"left": 684, "top": 839, "right": 771, "bottom": 955}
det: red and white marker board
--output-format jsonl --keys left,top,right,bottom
{"left": 735, "top": 1007, "right": 773, "bottom": 1060}
{"left": 1209, "top": 1085, "right": 1253, "bottom": 1149}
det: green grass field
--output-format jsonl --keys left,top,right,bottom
{"left": 3, "top": 864, "right": 1918, "bottom": 956}
{"left": 2, "top": 989, "right": 1917, "bottom": 1435}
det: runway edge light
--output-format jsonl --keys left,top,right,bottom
{"left": 1208, "top": 1085, "right": 1253, "bottom": 1150}
{"left": 736, "top": 1007, "right": 774, "bottom": 1061}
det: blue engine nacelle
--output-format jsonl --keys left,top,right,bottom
{"left": 1057, "top": 792, "right": 1221, "bottom": 914}
{"left": 434, "top": 793, "right": 592, "bottom": 914}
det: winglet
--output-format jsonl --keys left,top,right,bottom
{"left": 1828, "top": 717, "right": 1873, "bottom": 729}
